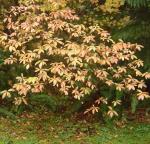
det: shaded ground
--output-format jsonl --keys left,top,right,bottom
{"left": 0, "top": 110, "right": 150, "bottom": 144}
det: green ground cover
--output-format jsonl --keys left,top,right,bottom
{"left": 0, "top": 111, "right": 150, "bottom": 144}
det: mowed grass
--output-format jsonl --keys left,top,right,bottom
{"left": 0, "top": 112, "right": 150, "bottom": 144}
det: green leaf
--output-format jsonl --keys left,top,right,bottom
{"left": 126, "top": 0, "right": 148, "bottom": 8}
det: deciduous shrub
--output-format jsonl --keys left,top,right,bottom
{"left": 0, "top": 0, "right": 150, "bottom": 118}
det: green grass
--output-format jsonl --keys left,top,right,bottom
{"left": 0, "top": 112, "right": 150, "bottom": 144}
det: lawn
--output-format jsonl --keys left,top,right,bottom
{"left": 0, "top": 111, "right": 150, "bottom": 144}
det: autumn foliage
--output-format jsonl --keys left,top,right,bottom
{"left": 0, "top": 0, "right": 150, "bottom": 118}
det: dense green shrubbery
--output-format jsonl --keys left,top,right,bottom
{"left": 0, "top": 0, "right": 150, "bottom": 119}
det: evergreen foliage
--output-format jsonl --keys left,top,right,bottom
{"left": 126, "top": 0, "right": 149, "bottom": 7}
